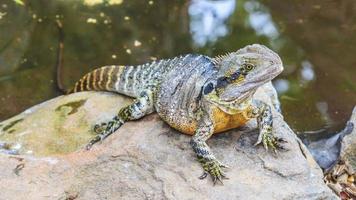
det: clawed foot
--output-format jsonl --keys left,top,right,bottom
{"left": 198, "top": 158, "right": 229, "bottom": 185}
{"left": 85, "top": 123, "right": 108, "bottom": 150}
{"left": 254, "top": 133, "right": 287, "bottom": 154}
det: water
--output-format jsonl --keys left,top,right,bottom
{"left": 0, "top": 0, "right": 355, "bottom": 135}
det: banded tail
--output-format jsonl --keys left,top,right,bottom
{"left": 68, "top": 55, "right": 195, "bottom": 96}
{"left": 68, "top": 65, "right": 128, "bottom": 94}
{"left": 68, "top": 58, "right": 172, "bottom": 97}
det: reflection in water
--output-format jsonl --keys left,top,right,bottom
{"left": 0, "top": 3, "right": 33, "bottom": 76}
{"left": 83, "top": 0, "right": 124, "bottom": 6}
{"left": 244, "top": 1, "right": 279, "bottom": 39}
{"left": 189, "top": 0, "right": 235, "bottom": 46}
{"left": 274, "top": 79, "right": 289, "bottom": 94}
{"left": 300, "top": 60, "right": 315, "bottom": 84}
{"left": 316, "top": 101, "right": 332, "bottom": 127}
{"left": 0, "top": 11, "right": 6, "bottom": 19}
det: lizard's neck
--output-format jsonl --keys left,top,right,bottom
{"left": 203, "top": 90, "right": 254, "bottom": 115}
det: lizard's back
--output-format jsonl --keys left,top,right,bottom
{"left": 155, "top": 55, "right": 216, "bottom": 134}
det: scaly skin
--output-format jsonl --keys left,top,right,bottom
{"left": 68, "top": 44, "right": 285, "bottom": 184}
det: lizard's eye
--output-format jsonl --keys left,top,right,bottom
{"left": 243, "top": 63, "right": 254, "bottom": 71}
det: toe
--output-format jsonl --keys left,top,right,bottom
{"left": 262, "top": 138, "right": 269, "bottom": 150}
{"left": 218, "top": 161, "right": 230, "bottom": 169}
{"left": 277, "top": 137, "right": 287, "bottom": 143}
{"left": 199, "top": 172, "right": 208, "bottom": 179}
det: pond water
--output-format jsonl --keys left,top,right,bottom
{"left": 0, "top": 0, "right": 355, "bottom": 136}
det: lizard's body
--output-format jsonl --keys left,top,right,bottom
{"left": 71, "top": 54, "right": 252, "bottom": 135}
{"left": 69, "top": 44, "right": 285, "bottom": 183}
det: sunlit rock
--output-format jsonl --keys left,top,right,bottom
{"left": 0, "top": 92, "right": 132, "bottom": 156}
{"left": 0, "top": 86, "right": 337, "bottom": 199}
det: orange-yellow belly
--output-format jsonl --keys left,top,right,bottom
{"left": 168, "top": 106, "right": 252, "bottom": 135}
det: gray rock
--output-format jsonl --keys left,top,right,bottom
{"left": 0, "top": 86, "right": 337, "bottom": 200}
{"left": 323, "top": 106, "right": 356, "bottom": 198}
{"left": 305, "top": 121, "right": 354, "bottom": 170}
{"left": 339, "top": 107, "right": 356, "bottom": 171}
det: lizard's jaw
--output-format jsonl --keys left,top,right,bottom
{"left": 205, "top": 90, "right": 255, "bottom": 114}
{"left": 217, "top": 81, "right": 258, "bottom": 104}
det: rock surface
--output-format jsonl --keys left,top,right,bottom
{"left": 305, "top": 118, "right": 354, "bottom": 170}
{"left": 0, "top": 86, "right": 337, "bottom": 200}
{"left": 323, "top": 106, "right": 356, "bottom": 199}
{"left": 340, "top": 107, "right": 356, "bottom": 171}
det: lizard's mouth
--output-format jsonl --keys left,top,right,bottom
{"left": 205, "top": 90, "right": 255, "bottom": 114}
{"left": 218, "top": 82, "right": 259, "bottom": 103}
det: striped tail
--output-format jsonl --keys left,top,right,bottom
{"left": 68, "top": 65, "right": 126, "bottom": 94}
{"left": 68, "top": 58, "right": 174, "bottom": 96}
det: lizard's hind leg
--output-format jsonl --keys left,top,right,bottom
{"left": 86, "top": 90, "right": 155, "bottom": 149}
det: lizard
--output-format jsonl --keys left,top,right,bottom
{"left": 67, "top": 44, "right": 285, "bottom": 183}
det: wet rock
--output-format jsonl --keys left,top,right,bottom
{"left": 0, "top": 86, "right": 336, "bottom": 199}
{"left": 305, "top": 121, "right": 354, "bottom": 170}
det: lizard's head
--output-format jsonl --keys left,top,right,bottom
{"left": 203, "top": 44, "right": 283, "bottom": 110}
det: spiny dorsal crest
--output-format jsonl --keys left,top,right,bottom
{"left": 212, "top": 52, "right": 234, "bottom": 65}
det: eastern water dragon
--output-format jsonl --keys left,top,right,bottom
{"left": 66, "top": 44, "right": 286, "bottom": 184}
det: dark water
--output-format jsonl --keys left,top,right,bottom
{"left": 0, "top": 0, "right": 355, "bottom": 135}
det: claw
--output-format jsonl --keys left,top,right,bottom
{"left": 277, "top": 138, "right": 287, "bottom": 143}
{"left": 275, "top": 142, "right": 285, "bottom": 150}
{"left": 215, "top": 175, "right": 224, "bottom": 185}
{"left": 85, "top": 135, "right": 103, "bottom": 150}
{"left": 219, "top": 162, "right": 230, "bottom": 169}
{"left": 212, "top": 176, "right": 217, "bottom": 185}
{"left": 262, "top": 139, "right": 268, "bottom": 151}
{"left": 256, "top": 132, "right": 287, "bottom": 154}
{"left": 199, "top": 172, "right": 208, "bottom": 179}
{"left": 85, "top": 140, "right": 97, "bottom": 150}
{"left": 254, "top": 134, "right": 263, "bottom": 146}
{"left": 273, "top": 148, "right": 278, "bottom": 156}
{"left": 198, "top": 159, "right": 228, "bottom": 185}
{"left": 85, "top": 143, "right": 93, "bottom": 150}
{"left": 220, "top": 171, "right": 229, "bottom": 180}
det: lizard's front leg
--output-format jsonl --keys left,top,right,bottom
{"left": 190, "top": 110, "right": 228, "bottom": 184}
{"left": 86, "top": 90, "right": 155, "bottom": 149}
{"left": 252, "top": 99, "right": 286, "bottom": 152}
